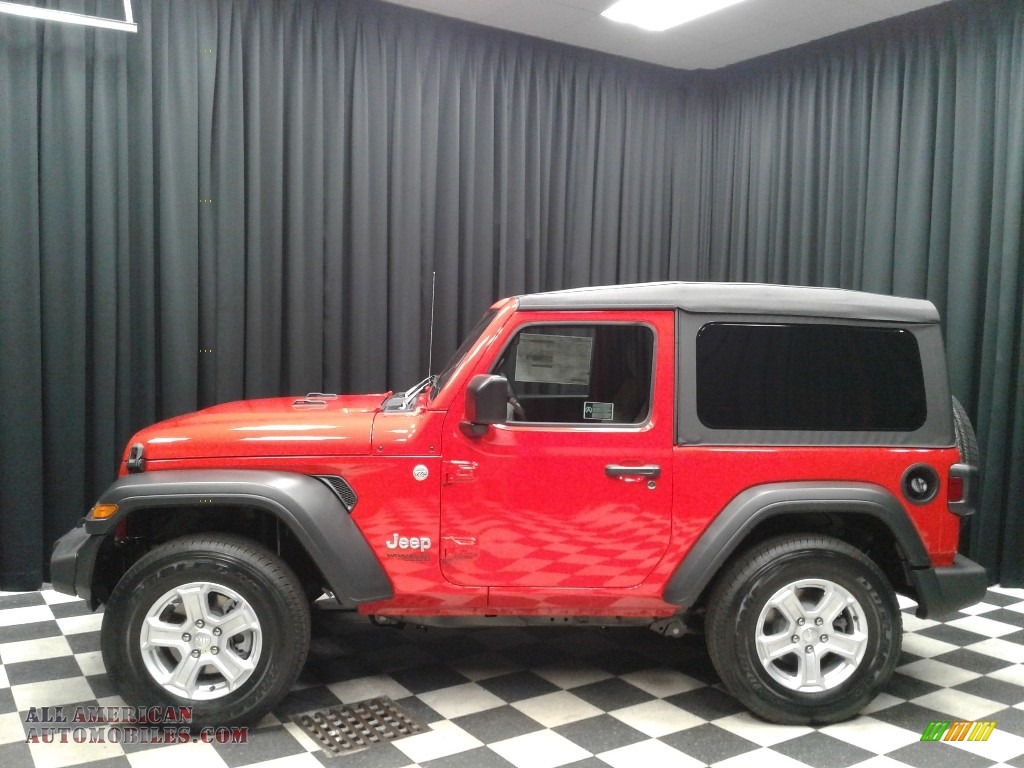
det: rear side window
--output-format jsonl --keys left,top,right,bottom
{"left": 696, "top": 323, "right": 926, "bottom": 431}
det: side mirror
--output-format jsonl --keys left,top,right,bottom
{"left": 461, "top": 374, "right": 508, "bottom": 437}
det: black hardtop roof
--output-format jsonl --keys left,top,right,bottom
{"left": 515, "top": 281, "right": 939, "bottom": 323}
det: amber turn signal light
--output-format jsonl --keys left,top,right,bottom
{"left": 90, "top": 503, "right": 119, "bottom": 519}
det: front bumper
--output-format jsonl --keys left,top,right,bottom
{"left": 910, "top": 554, "right": 989, "bottom": 619}
{"left": 50, "top": 524, "right": 105, "bottom": 608}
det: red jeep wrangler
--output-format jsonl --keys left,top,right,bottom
{"left": 51, "top": 282, "right": 987, "bottom": 726}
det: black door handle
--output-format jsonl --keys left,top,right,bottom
{"left": 605, "top": 464, "right": 661, "bottom": 479}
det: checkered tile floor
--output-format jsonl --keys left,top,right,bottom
{"left": 2, "top": 587, "right": 1024, "bottom": 768}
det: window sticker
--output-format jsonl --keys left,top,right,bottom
{"left": 584, "top": 402, "right": 614, "bottom": 421}
{"left": 515, "top": 333, "right": 593, "bottom": 385}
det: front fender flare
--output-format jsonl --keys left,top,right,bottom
{"left": 662, "top": 482, "right": 930, "bottom": 609}
{"left": 86, "top": 470, "right": 393, "bottom": 605}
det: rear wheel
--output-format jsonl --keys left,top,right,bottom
{"left": 101, "top": 534, "right": 310, "bottom": 726}
{"left": 705, "top": 534, "right": 901, "bottom": 725}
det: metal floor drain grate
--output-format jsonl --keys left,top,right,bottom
{"left": 292, "top": 696, "right": 428, "bottom": 756}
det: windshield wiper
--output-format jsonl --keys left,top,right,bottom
{"left": 401, "top": 375, "right": 436, "bottom": 410}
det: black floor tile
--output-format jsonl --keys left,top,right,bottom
{"left": 0, "top": 621, "right": 62, "bottom": 644}
{"left": 478, "top": 672, "right": 560, "bottom": 703}
{"left": 5, "top": 656, "right": 82, "bottom": 686}
{"left": 66, "top": 631, "right": 102, "bottom": 654}
{"left": 869, "top": 701, "right": 955, "bottom": 733}
{"left": 886, "top": 740, "right": 993, "bottom": 768}
{"left": 773, "top": 731, "right": 876, "bottom": 768}
{"left": 660, "top": 723, "right": 759, "bottom": 764}
{"left": 422, "top": 746, "right": 517, "bottom": 768}
{"left": 553, "top": 714, "right": 647, "bottom": 753}
{"left": 0, "top": 593, "right": 47, "bottom": 609}
{"left": 885, "top": 672, "right": 944, "bottom": 700}
{"left": 312, "top": 741, "right": 414, "bottom": 768}
{"left": 388, "top": 665, "right": 472, "bottom": 695}
{"left": 916, "top": 624, "right": 992, "bottom": 647}
{"left": 663, "top": 687, "right": 744, "bottom": 721}
{"left": 452, "top": 705, "right": 543, "bottom": 743}
{"left": 933, "top": 648, "right": 1018, "bottom": 675}
{"left": 211, "top": 723, "right": 308, "bottom": 767}
{"left": 569, "top": 678, "right": 654, "bottom": 711}
{"left": 952, "top": 676, "right": 1024, "bottom": 706}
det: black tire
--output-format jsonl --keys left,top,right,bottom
{"left": 705, "top": 534, "right": 902, "bottom": 725}
{"left": 952, "top": 396, "right": 979, "bottom": 465}
{"left": 101, "top": 534, "right": 311, "bottom": 726}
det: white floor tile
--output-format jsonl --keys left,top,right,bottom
{"left": 0, "top": 711, "right": 26, "bottom": 745}
{"left": 911, "top": 688, "right": 1007, "bottom": 720}
{"left": 11, "top": 677, "right": 95, "bottom": 711}
{"left": 451, "top": 652, "right": 523, "bottom": 682}
{"left": 966, "top": 638, "right": 1024, "bottom": 664}
{"left": 74, "top": 652, "right": 105, "bottom": 678}
{"left": 990, "top": 585, "right": 1024, "bottom": 599}
{"left": 40, "top": 590, "right": 86, "bottom": 606}
{"left": 512, "top": 691, "right": 604, "bottom": 728}
{"left": 55, "top": 615, "right": 104, "bottom": 636}
{"left": 417, "top": 682, "right": 506, "bottom": 719}
{"left": 0, "top": 664, "right": 8, "bottom": 689}
{"left": 819, "top": 717, "right": 921, "bottom": 753}
{"left": 600, "top": 738, "right": 706, "bottom": 768}
{"left": 0, "top": 605, "right": 54, "bottom": 627}
{"left": 620, "top": 668, "right": 703, "bottom": 698}
{"left": 392, "top": 719, "right": 482, "bottom": 763}
{"left": 860, "top": 692, "right": 905, "bottom": 715}
{"left": 26, "top": 734, "right": 125, "bottom": 768}
{"left": 947, "top": 616, "right": 1021, "bottom": 638}
{"left": 989, "top": 664, "right": 1024, "bottom": 687}
{"left": 711, "top": 712, "right": 814, "bottom": 747}
{"left": 124, "top": 741, "right": 228, "bottom": 768}
{"left": 533, "top": 661, "right": 613, "bottom": 690}
{"left": 609, "top": 699, "right": 705, "bottom": 737}
{"left": 945, "top": 727, "right": 1024, "bottom": 764}
{"left": 958, "top": 602, "right": 1000, "bottom": 616}
{"left": 901, "top": 614, "right": 940, "bottom": 632}
{"left": 490, "top": 729, "right": 591, "bottom": 768}
{"left": 710, "top": 746, "right": 812, "bottom": 768}
{"left": 326, "top": 675, "right": 412, "bottom": 704}
{"left": 897, "top": 658, "right": 981, "bottom": 687}
{"left": 0, "top": 635, "right": 72, "bottom": 664}
{"left": 900, "top": 633, "right": 959, "bottom": 658}
{"left": 843, "top": 756, "right": 919, "bottom": 768}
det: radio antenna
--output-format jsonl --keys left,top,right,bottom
{"left": 427, "top": 271, "right": 436, "bottom": 377}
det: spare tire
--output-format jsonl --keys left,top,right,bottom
{"left": 952, "top": 397, "right": 979, "bottom": 465}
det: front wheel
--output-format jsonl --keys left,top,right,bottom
{"left": 705, "top": 534, "right": 901, "bottom": 725}
{"left": 101, "top": 534, "right": 311, "bottom": 726}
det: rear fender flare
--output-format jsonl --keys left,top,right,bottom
{"left": 662, "top": 482, "right": 928, "bottom": 608}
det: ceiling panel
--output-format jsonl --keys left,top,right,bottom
{"left": 381, "top": 0, "right": 950, "bottom": 69}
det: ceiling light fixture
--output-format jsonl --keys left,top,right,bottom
{"left": 601, "top": 0, "right": 749, "bottom": 31}
{"left": 0, "top": 0, "right": 137, "bottom": 32}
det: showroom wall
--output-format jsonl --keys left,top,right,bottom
{"left": 0, "top": 0, "right": 1021, "bottom": 589}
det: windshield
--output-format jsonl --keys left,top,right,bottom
{"left": 431, "top": 309, "right": 498, "bottom": 399}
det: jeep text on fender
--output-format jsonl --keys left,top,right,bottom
{"left": 50, "top": 282, "right": 988, "bottom": 726}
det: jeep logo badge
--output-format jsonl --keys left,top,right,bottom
{"left": 412, "top": 464, "right": 429, "bottom": 481}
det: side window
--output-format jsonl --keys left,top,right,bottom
{"left": 494, "top": 324, "right": 654, "bottom": 424}
{"left": 695, "top": 323, "right": 927, "bottom": 431}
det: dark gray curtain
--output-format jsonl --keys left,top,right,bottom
{"left": 1, "top": 0, "right": 1021, "bottom": 590}
{"left": 696, "top": 0, "right": 1024, "bottom": 586}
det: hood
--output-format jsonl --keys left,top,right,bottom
{"left": 131, "top": 394, "right": 387, "bottom": 462}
